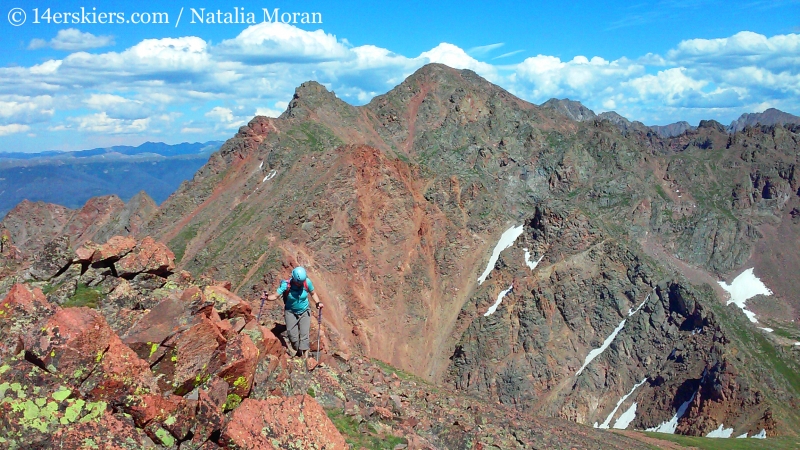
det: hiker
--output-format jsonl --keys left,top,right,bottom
{"left": 264, "top": 266, "right": 323, "bottom": 358}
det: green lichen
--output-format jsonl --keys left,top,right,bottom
{"left": 63, "top": 399, "right": 86, "bottom": 423}
{"left": 233, "top": 376, "right": 248, "bottom": 388}
{"left": 80, "top": 400, "right": 106, "bottom": 423}
{"left": 148, "top": 342, "right": 159, "bottom": 359}
{"left": 51, "top": 386, "right": 71, "bottom": 402}
{"left": 95, "top": 350, "right": 104, "bottom": 363}
{"left": 164, "top": 415, "right": 176, "bottom": 426}
{"left": 223, "top": 393, "right": 242, "bottom": 411}
{"left": 154, "top": 427, "right": 175, "bottom": 447}
{"left": 0, "top": 364, "right": 10, "bottom": 375}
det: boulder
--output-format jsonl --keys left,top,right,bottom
{"left": 0, "top": 354, "right": 109, "bottom": 447}
{"left": 22, "top": 307, "right": 115, "bottom": 382}
{"left": 122, "top": 294, "right": 206, "bottom": 363}
{"left": 240, "top": 320, "right": 284, "bottom": 360}
{"left": 152, "top": 316, "right": 226, "bottom": 395}
{"left": 51, "top": 410, "right": 155, "bottom": 449}
{"left": 213, "top": 333, "right": 259, "bottom": 404}
{"left": 221, "top": 396, "right": 348, "bottom": 449}
{"left": 79, "top": 334, "right": 160, "bottom": 404}
{"left": 29, "top": 235, "right": 72, "bottom": 281}
{"left": 91, "top": 235, "right": 137, "bottom": 263}
{"left": 0, "top": 283, "right": 59, "bottom": 360}
{"left": 117, "top": 236, "right": 175, "bottom": 277}
{"left": 203, "top": 285, "right": 253, "bottom": 320}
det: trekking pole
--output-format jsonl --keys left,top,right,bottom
{"left": 316, "top": 306, "right": 322, "bottom": 361}
{"left": 257, "top": 291, "right": 266, "bottom": 323}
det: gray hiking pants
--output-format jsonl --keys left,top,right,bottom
{"left": 285, "top": 309, "right": 311, "bottom": 351}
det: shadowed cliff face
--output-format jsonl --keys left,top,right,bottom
{"left": 4, "top": 63, "right": 800, "bottom": 438}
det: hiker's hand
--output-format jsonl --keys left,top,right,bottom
{"left": 317, "top": 302, "right": 323, "bottom": 309}
{"left": 267, "top": 293, "right": 278, "bottom": 301}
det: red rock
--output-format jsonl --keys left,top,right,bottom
{"left": 215, "top": 280, "right": 233, "bottom": 290}
{"left": 166, "top": 316, "right": 227, "bottom": 395}
{"left": 117, "top": 236, "right": 175, "bottom": 276}
{"left": 80, "top": 334, "right": 160, "bottom": 404}
{"left": 74, "top": 241, "right": 99, "bottom": 262}
{"left": 221, "top": 396, "right": 348, "bottom": 449}
{"left": 122, "top": 294, "right": 204, "bottom": 362}
{"left": 22, "top": 307, "right": 114, "bottom": 382}
{"left": 124, "top": 394, "right": 182, "bottom": 428}
{"left": 240, "top": 320, "right": 284, "bottom": 359}
{"left": 52, "top": 410, "right": 150, "bottom": 449}
{"left": 306, "top": 356, "right": 319, "bottom": 371}
{"left": 190, "top": 389, "right": 225, "bottom": 447}
{"left": 203, "top": 376, "right": 230, "bottom": 408}
{"left": 214, "top": 333, "right": 258, "bottom": 400}
{"left": 161, "top": 397, "right": 196, "bottom": 441}
{"left": 373, "top": 406, "right": 394, "bottom": 420}
{"left": 181, "top": 286, "right": 205, "bottom": 303}
{"left": 0, "top": 283, "right": 58, "bottom": 359}
{"left": 203, "top": 285, "right": 253, "bottom": 320}
{"left": 91, "top": 235, "right": 136, "bottom": 263}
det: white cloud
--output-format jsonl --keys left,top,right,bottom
{"left": 85, "top": 94, "right": 149, "bottom": 120}
{"left": 213, "top": 22, "right": 351, "bottom": 64}
{"left": 0, "top": 96, "right": 54, "bottom": 124}
{"left": 514, "top": 54, "right": 644, "bottom": 102}
{"left": 29, "top": 28, "right": 114, "bottom": 51}
{"left": 67, "top": 112, "right": 150, "bottom": 134}
{"left": 0, "top": 124, "right": 31, "bottom": 136}
{"left": 419, "top": 43, "right": 498, "bottom": 81}
{"left": 1, "top": 26, "right": 798, "bottom": 151}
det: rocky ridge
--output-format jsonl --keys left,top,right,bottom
{"left": 2, "top": 63, "right": 800, "bottom": 443}
{"left": 0, "top": 234, "right": 657, "bottom": 449}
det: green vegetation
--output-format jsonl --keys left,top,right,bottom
{"left": 372, "top": 359, "right": 425, "bottom": 383}
{"left": 62, "top": 283, "right": 101, "bottom": 309}
{"left": 287, "top": 122, "right": 343, "bottom": 152}
{"left": 325, "top": 408, "right": 407, "bottom": 450}
{"left": 654, "top": 184, "right": 669, "bottom": 201}
{"left": 169, "top": 223, "right": 199, "bottom": 263}
{"left": 642, "top": 432, "right": 800, "bottom": 449}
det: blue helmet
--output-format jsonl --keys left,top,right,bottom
{"left": 292, "top": 266, "right": 307, "bottom": 282}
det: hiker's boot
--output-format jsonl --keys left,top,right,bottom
{"left": 299, "top": 350, "right": 309, "bottom": 359}
{"left": 286, "top": 341, "right": 297, "bottom": 357}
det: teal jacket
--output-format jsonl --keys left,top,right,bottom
{"left": 276, "top": 278, "right": 315, "bottom": 314}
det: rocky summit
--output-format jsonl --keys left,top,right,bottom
{"left": 2, "top": 63, "right": 800, "bottom": 448}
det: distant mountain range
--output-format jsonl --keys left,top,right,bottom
{"left": 0, "top": 140, "right": 223, "bottom": 217}
{"left": 541, "top": 99, "right": 800, "bottom": 138}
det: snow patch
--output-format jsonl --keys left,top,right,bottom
{"left": 576, "top": 319, "right": 627, "bottom": 376}
{"left": 628, "top": 288, "right": 655, "bottom": 316}
{"left": 484, "top": 285, "right": 513, "bottom": 316}
{"left": 259, "top": 161, "right": 263, "bottom": 169}
{"left": 759, "top": 327, "right": 774, "bottom": 333}
{"left": 523, "top": 248, "right": 544, "bottom": 271}
{"left": 718, "top": 268, "right": 772, "bottom": 323}
{"left": 752, "top": 429, "right": 766, "bottom": 439}
{"left": 613, "top": 403, "right": 638, "bottom": 430}
{"left": 706, "top": 424, "right": 734, "bottom": 438}
{"left": 262, "top": 169, "right": 277, "bottom": 182}
{"left": 595, "top": 378, "right": 647, "bottom": 429}
{"left": 736, "top": 433, "right": 748, "bottom": 438}
{"left": 477, "top": 225, "right": 524, "bottom": 285}
{"left": 577, "top": 289, "right": 652, "bottom": 377}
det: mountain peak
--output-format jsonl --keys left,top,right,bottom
{"left": 280, "top": 80, "right": 346, "bottom": 119}
{"left": 541, "top": 98, "right": 596, "bottom": 122}
{"left": 729, "top": 107, "right": 800, "bottom": 133}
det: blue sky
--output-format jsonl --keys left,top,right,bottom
{"left": 1, "top": 0, "right": 798, "bottom": 152}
